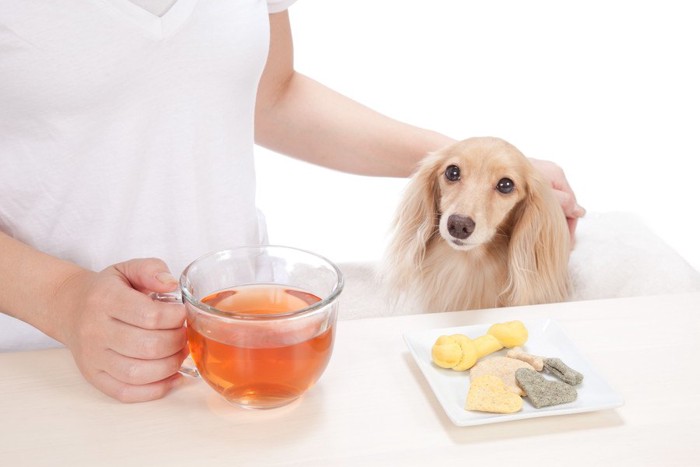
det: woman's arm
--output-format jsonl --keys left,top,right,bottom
{"left": 255, "top": 11, "right": 584, "bottom": 233}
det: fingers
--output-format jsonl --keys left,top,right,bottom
{"left": 88, "top": 318, "right": 187, "bottom": 402}
{"left": 90, "top": 371, "right": 184, "bottom": 403}
{"left": 114, "top": 257, "right": 180, "bottom": 294}
{"left": 530, "top": 158, "right": 586, "bottom": 240}
{"left": 102, "top": 347, "right": 189, "bottom": 386}
{"left": 552, "top": 188, "right": 585, "bottom": 221}
{"left": 108, "top": 258, "right": 186, "bottom": 330}
{"left": 107, "top": 320, "right": 187, "bottom": 359}
{"left": 551, "top": 187, "right": 583, "bottom": 246}
{"left": 70, "top": 329, "right": 188, "bottom": 403}
{"left": 73, "top": 321, "right": 188, "bottom": 403}
{"left": 110, "top": 289, "right": 186, "bottom": 330}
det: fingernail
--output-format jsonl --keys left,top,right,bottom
{"left": 156, "top": 272, "right": 178, "bottom": 285}
{"left": 575, "top": 205, "right": 586, "bottom": 217}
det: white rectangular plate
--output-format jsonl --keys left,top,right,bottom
{"left": 403, "top": 319, "right": 624, "bottom": 426}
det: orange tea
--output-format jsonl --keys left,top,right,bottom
{"left": 186, "top": 283, "right": 334, "bottom": 408}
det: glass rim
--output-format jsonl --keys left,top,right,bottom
{"left": 179, "top": 245, "right": 344, "bottom": 321}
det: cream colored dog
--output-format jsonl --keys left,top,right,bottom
{"left": 384, "top": 137, "right": 570, "bottom": 312}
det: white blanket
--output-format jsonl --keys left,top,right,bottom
{"left": 338, "top": 212, "right": 700, "bottom": 320}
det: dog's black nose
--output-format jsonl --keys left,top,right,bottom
{"left": 447, "top": 214, "right": 475, "bottom": 239}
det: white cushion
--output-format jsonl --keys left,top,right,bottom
{"left": 338, "top": 212, "right": 700, "bottom": 319}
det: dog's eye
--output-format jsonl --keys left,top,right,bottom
{"left": 496, "top": 178, "right": 515, "bottom": 194}
{"left": 445, "top": 165, "right": 461, "bottom": 182}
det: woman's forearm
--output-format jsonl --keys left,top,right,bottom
{"left": 0, "top": 231, "right": 85, "bottom": 343}
{"left": 256, "top": 72, "right": 454, "bottom": 177}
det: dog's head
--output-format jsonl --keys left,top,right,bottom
{"left": 386, "top": 137, "right": 570, "bottom": 305}
{"left": 432, "top": 137, "right": 533, "bottom": 251}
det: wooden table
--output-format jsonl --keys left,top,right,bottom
{"left": 2, "top": 293, "right": 699, "bottom": 466}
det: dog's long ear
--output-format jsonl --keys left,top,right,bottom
{"left": 504, "top": 170, "right": 570, "bottom": 305}
{"left": 384, "top": 153, "right": 442, "bottom": 287}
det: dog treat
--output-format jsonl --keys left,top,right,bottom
{"left": 473, "top": 334, "right": 503, "bottom": 356}
{"left": 506, "top": 347, "right": 544, "bottom": 371}
{"left": 470, "top": 356, "right": 534, "bottom": 396}
{"left": 449, "top": 334, "right": 479, "bottom": 371}
{"left": 515, "top": 368, "right": 577, "bottom": 408}
{"left": 543, "top": 358, "right": 584, "bottom": 385}
{"left": 487, "top": 321, "right": 529, "bottom": 348}
{"left": 466, "top": 375, "right": 523, "bottom": 414}
{"left": 431, "top": 320, "right": 529, "bottom": 371}
{"left": 431, "top": 335, "right": 477, "bottom": 370}
{"left": 431, "top": 335, "right": 463, "bottom": 369}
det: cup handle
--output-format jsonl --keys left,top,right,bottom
{"left": 150, "top": 291, "right": 200, "bottom": 378}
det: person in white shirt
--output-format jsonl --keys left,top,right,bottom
{"left": 0, "top": 0, "right": 585, "bottom": 402}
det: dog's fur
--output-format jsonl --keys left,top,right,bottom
{"left": 384, "top": 137, "right": 570, "bottom": 312}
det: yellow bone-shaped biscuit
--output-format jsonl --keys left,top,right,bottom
{"left": 431, "top": 320, "right": 528, "bottom": 371}
{"left": 487, "top": 321, "right": 529, "bottom": 348}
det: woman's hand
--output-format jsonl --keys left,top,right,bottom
{"left": 53, "top": 258, "right": 188, "bottom": 402}
{"left": 529, "top": 158, "right": 586, "bottom": 243}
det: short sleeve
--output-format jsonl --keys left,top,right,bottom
{"left": 267, "top": 0, "right": 297, "bottom": 13}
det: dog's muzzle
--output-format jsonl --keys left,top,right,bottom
{"left": 447, "top": 214, "right": 475, "bottom": 240}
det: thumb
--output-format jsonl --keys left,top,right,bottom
{"left": 113, "top": 257, "right": 179, "bottom": 294}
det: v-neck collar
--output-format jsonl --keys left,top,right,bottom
{"left": 103, "top": 0, "right": 199, "bottom": 39}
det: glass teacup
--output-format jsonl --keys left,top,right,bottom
{"left": 160, "top": 245, "right": 343, "bottom": 409}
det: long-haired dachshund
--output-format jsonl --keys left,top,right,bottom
{"left": 384, "top": 137, "right": 570, "bottom": 312}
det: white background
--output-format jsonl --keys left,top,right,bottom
{"left": 256, "top": 0, "right": 699, "bottom": 272}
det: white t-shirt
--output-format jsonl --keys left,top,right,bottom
{"left": 0, "top": 0, "right": 296, "bottom": 350}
